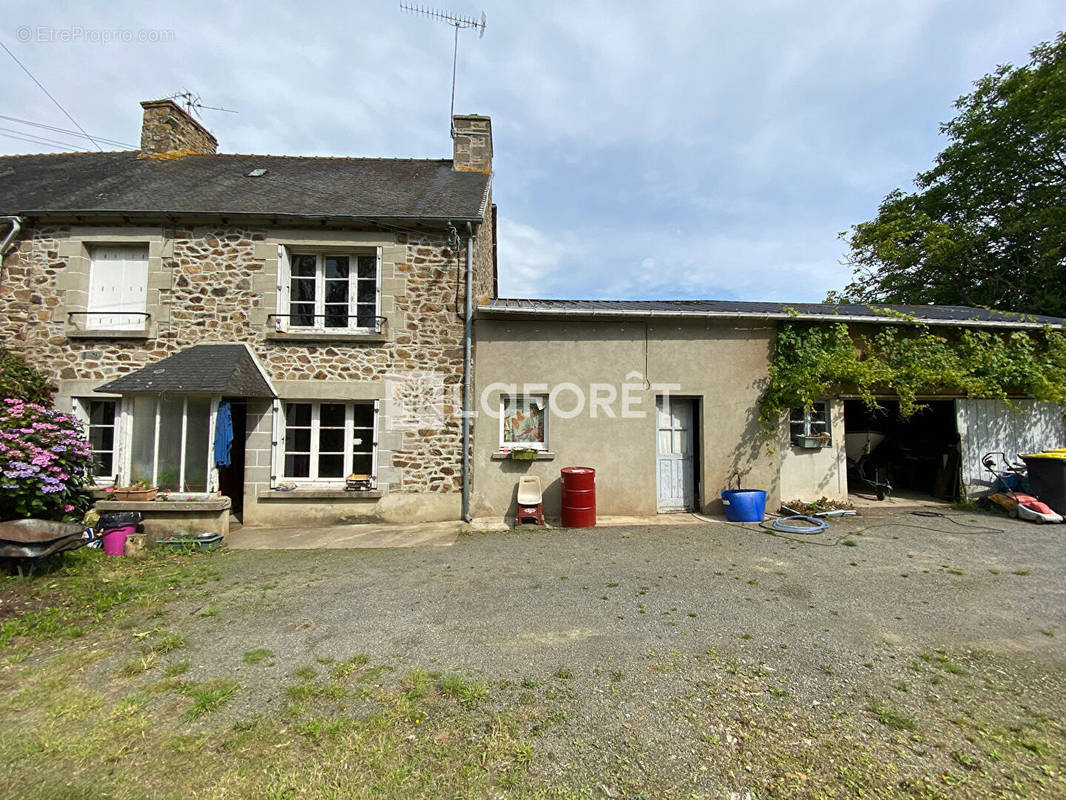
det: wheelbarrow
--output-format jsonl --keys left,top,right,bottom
{"left": 0, "top": 519, "right": 93, "bottom": 579}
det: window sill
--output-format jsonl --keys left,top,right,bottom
{"left": 491, "top": 451, "right": 555, "bottom": 461}
{"left": 257, "top": 488, "right": 383, "bottom": 500}
{"left": 93, "top": 498, "right": 231, "bottom": 512}
{"left": 66, "top": 328, "right": 151, "bottom": 340}
{"left": 265, "top": 329, "right": 387, "bottom": 344}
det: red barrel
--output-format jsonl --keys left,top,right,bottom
{"left": 561, "top": 467, "right": 596, "bottom": 528}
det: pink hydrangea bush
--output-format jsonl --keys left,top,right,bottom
{"left": 0, "top": 397, "right": 94, "bottom": 521}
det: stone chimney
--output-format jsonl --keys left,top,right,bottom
{"left": 139, "top": 99, "right": 218, "bottom": 155}
{"left": 452, "top": 115, "right": 492, "bottom": 173}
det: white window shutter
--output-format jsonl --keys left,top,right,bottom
{"left": 88, "top": 246, "right": 147, "bottom": 330}
{"left": 371, "top": 398, "right": 380, "bottom": 486}
{"left": 87, "top": 248, "right": 124, "bottom": 329}
{"left": 119, "top": 251, "right": 148, "bottom": 329}
{"left": 270, "top": 398, "right": 282, "bottom": 487}
{"left": 375, "top": 247, "right": 383, "bottom": 328}
{"left": 276, "top": 245, "right": 290, "bottom": 331}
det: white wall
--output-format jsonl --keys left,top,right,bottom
{"left": 956, "top": 399, "right": 1066, "bottom": 496}
{"left": 778, "top": 399, "right": 848, "bottom": 503}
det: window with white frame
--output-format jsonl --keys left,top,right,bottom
{"left": 500, "top": 395, "right": 548, "bottom": 451}
{"left": 789, "top": 401, "right": 830, "bottom": 444}
{"left": 129, "top": 395, "right": 213, "bottom": 491}
{"left": 278, "top": 249, "right": 380, "bottom": 331}
{"left": 73, "top": 398, "right": 120, "bottom": 484}
{"left": 86, "top": 245, "right": 149, "bottom": 330}
{"left": 282, "top": 401, "right": 376, "bottom": 481}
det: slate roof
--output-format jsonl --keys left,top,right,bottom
{"left": 480, "top": 299, "right": 1064, "bottom": 329}
{"left": 0, "top": 152, "right": 490, "bottom": 222}
{"left": 96, "top": 344, "right": 276, "bottom": 397}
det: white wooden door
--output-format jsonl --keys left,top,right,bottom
{"left": 87, "top": 246, "right": 148, "bottom": 330}
{"left": 657, "top": 397, "right": 695, "bottom": 512}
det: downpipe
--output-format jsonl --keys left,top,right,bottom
{"left": 0, "top": 216, "right": 23, "bottom": 257}
{"left": 461, "top": 222, "right": 475, "bottom": 523}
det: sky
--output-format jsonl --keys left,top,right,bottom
{"left": 1, "top": 1, "right": 1063, "bottom": 302}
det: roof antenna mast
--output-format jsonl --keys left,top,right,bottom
{"left": 168, "top": 91, "right": 238, "bottom": 119}
{"left": 400, "top": 4, "right": 486, "bottom": 136}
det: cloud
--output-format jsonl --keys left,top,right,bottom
{"left": 2, "top": 0, "right": 1063, "bottom": 303}
{"left": 496, "top": 219, "right": 578, "bottom": 298}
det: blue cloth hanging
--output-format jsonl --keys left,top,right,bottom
{"left": 214, "top": 401, "right": 233, "bottom": 467}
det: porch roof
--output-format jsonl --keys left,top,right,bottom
{"left": 95, "top": 344, "right": 276, "bottom": 398}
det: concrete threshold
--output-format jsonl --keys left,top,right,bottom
{"left": 228, "top": 512, "right": 725, "bottom": 550}
{"left": 225, "top": 520, "right": 463, "bottom": 550}
{"left": 469, "top": 512, "right": 716, "bottom": 532}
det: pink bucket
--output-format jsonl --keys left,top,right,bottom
{"left": 102, "top": 525, "right": 136, "bottom": 557}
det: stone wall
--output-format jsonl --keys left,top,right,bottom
{"left": 0, "top": 216, "right": 495, "bottom": 524}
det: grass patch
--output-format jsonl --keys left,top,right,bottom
{"left": 0, "top": 549, "right": 224, "bottom": 651}
{"left": 180, "top": 678, "right": 239, "bottom": 720}
{"left": 164, "top": 660, "right": 190, "bottom": 678}
{"left": 144, "top": 632, "right": 185, "bottom": 655}
{"left": 331, "top": 653, "right": 370, "bottom": 680}
{"left": 439, "top": 674, "right": 488, "bottom": 707}
{"left": 867, "top": 700, "right": 917, "bottom": 731}
{"left": 242, "top": 648, "right": 274, "bottom": 665}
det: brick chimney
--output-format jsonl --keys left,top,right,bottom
{"left": 452, "top": 115, "right": 492, "bottom": 173}
{"left": 139, "top": 99, "right": 218, "bottom": 155}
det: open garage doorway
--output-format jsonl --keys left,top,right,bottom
{"left": 844, "top": 400, "right": 962, "bottom": 502}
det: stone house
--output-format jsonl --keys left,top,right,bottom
{"left": 2, "top": 101, "right": 1064, "bottom": 531}
{"left": 0, "top": 99, "right": 496, "bottom": 529}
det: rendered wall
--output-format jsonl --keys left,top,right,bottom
{"left": 470, "top": 317, "right": 782, "bottom": 521}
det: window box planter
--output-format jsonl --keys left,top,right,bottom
{"left": 155, "top": 533, "right": 223, "bottom": 552}
{"left": 108, "top": 487, "right": 159, "bottom": 502}
{"left": 793, "top": 435, "right": 830, "bottom": 450}
{"left": 509, "top": 449, "right": 541, "bottom": 461}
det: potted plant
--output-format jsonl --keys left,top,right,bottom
{"left": 509, "top": 447, "right": 539, "bottom": 461}
{"left": 794, "top": 432, "right": 831, "bottom": 449}
{"left": 107, "top": 479, "right": 159, "bottom": 502}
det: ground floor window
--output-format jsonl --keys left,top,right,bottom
{"left": 790, "top": 401, "right": 830, "bottom": 445}
{"left": 74, "top": 398, "right": 119, "bottom": 484}
{"left": 282, "top": 401, "right": 376, "bottom": 482}
{"left": 501, "top": 395, "right": 548, "bottom": 450}
{"left": 129, "top": 395, "right": 212, "bottom": 491}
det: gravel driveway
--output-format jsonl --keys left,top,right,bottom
{"left": 155, "top": 508, "right": 1066, "bottom": 795}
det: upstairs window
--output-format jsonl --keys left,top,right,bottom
{"left": 87, "top": 245, "right": 148, "bottom": 330}
{"left": 278, "top": 249, "right": 379, "bottom": 331}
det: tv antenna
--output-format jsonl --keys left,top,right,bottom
{"left": 400, "top": 4, "right": 486, "bottom": 135}
{"left": 168, "top": 91, "right": 238, "bottom": 120}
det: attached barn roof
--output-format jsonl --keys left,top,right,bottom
{"left": 480, "top": 299, "right": 1064, "bottom": 330}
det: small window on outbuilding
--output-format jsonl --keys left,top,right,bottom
{"left": 501, "top": 395, "right": 547, "bottom": 450}
{"left": 790, "top": 401, "right": 830, "bottom": 446}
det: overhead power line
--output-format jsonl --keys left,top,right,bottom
{"left": 0, "top": 130, "right": 89, "bottom": 152}
{"left": 0, "top": 114, "right": 136, "bottom": 149}
{"left": 0, "top": 38, "right": 104, "bottom": 151}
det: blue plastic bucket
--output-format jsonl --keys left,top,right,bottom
{"left": 721, "top": 489, "right": 767, "bottom": 522}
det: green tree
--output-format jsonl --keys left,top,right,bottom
{"left": 0, "top": 348, "right": 55, "bottom": 404}
{"left": 833, "top": 33, "right": 1066, "bottom": 317}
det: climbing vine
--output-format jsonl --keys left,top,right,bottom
{"left": 758, "top": 322, "right": 1066, "bottom": 433}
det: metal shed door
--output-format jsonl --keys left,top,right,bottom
{"left": 656, "top": 396, "right": 695, "bottom": 512}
